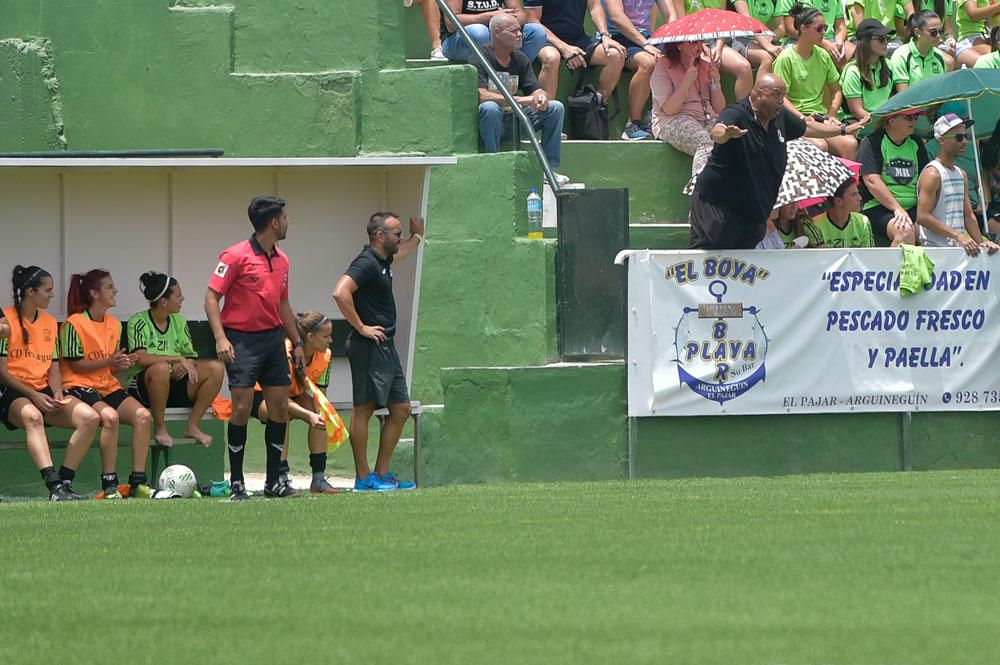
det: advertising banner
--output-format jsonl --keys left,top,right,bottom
{"left": 624, "top": 249, "right": 1000, "bottom": 417}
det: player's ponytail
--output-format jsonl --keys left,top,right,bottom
{"left": 66, "top": 269, "right": 110, "bottom": 315}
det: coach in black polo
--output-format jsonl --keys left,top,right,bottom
{"left": 333, "top": 211, "right": 424, "bottom": 492}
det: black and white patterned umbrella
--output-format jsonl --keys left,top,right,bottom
{"left": 684, "top": 138, "right": 855, "bottom": 208}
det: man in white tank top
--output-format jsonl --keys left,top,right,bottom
{"left": 917, "top": 113, "right": 1000, "bottom": 256}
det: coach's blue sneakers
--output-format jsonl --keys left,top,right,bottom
{"left": 354, "top": 472, "right": 396, "bottom": 492}
{"left": 380, "top": 472, "right": 416, "bottom": 490}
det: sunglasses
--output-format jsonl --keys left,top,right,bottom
{"left": 871, "top": 35, "right": 889, "bottom": 43}
{"left": 948, "top": 133, "right": 968, "bottom": 142}
{"left": 925, "top": 27, "right": 942, "bottom": 36}
{"left": 811, "top": 23, "right": 827, "bottom": 32}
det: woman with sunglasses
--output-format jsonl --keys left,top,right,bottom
{"left": 856, "top": 110, "right": 924, "bottom": 245}
{"left": 955, "top": 0, "right": 1000, "bottom": 68}
{"left": 773, "top": 4, "right": 860, "bottom": 157}
{"left": 841, "top": 19, "right": 903, "bottom": 121}
{"left": 125, "top": 272, "right": 224, "bottom": 448}
{"left": 775, "top": 0, "right": 852, "bottom": 67}
{"left": 252, "top": 311, "right": 339, "bottom": 494}
{"left": 891, "top": 10, "right": 953, "bottom": 91}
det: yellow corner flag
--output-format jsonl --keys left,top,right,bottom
{"left": 304, "top": 377, "right": 349, "bottom": 451}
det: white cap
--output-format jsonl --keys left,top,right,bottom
{"left": 933, "top": 113, "right": 974, "bottom": 140}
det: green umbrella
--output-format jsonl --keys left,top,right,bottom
{"left": 873, "top": 68, "right": 1000, "bottom": 231}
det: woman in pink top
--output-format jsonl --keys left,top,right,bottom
{"left": 650, "top": 40, "right": 727, "bottom": 175}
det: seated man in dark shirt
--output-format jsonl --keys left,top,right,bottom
{"left": 474, "top": 12, "right": 566, "bottom": 179}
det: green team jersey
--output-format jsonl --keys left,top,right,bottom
{"left": 840, "top": 60, "right": 901, "bottom": 114}
{"left": 814, "top": 211, "right": 876, "bottom": 247}
{"left": 918, "top": 0, "right": 954, "bottom": 17}
{"left": 862, "top": 131, "right": 925, "bottom": 210}
{"left": 772, "top": 46, "right": 840, "bottom": 115}
{"left": 955, "top": 0, "right": 990, "bottom": 38}
{"left": 889, "top": 40, "right": 948, "bottom": 85}
{"left": 847, "top": 0, "right": 906, "bottom": 37}
{"left": 974, "top": 50, "right": 1000, "bottom": 68}
{"left": 736, "top": 0, "right": 779, "bottom": 26}
{"left": 124, "top": 311, "right": 198, "bottom": 385}
{"left": 684, "top": 0, "right": 725, "bottom": 13}
{"left": 775, "top": 0, "right": 843, "bottom": 39}
{"left": 777, "top": 217, "right": 825, "bottom": 247}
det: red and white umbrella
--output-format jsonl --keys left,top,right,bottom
{"left": 648, "top": 8, "right": 773, "bottom": 44}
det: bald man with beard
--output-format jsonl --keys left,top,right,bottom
{"left": 690, "top": 73, "right": 865, "bottom": 249}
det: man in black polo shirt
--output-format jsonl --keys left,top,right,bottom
{"left": 333, "top": 212, "right": 424, "bottom": 492}
{"left": 690, "top": 73, "right": 864, "bottom": 249}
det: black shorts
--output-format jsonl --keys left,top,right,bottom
{"left": 126, "top": 370, "right": 194, "bottom": 409}
{"left": 223, "top": 327, "right": 290, "bottom": 389}
{"left": 65, "top": 387, "right": 130, "bottom": 410}
{"left": 345, "top": 333, "right": 409, "bottom": 408}
{"left": 689, "top": 191, "right": 766, "bottom": 250}
{"left": 865, "top": 203, "right": 917, "bottom": 243}
{"left": 560, "top": 35, "right": 602, "bottom": 65}
{"left": 0, "top": 385, "right": 53, "bottom": 431}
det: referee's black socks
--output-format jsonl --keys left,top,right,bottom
{"left": 228, "top": 422, "right": 248, "bottom": 483}
{"left": 264, "top": 420, "right": 286, "bottom": 486}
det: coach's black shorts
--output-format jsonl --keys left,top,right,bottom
{"left": 345, "top": 333, "right": 409, "bottom": 408}
{"left": 126, "top": 370, "right": 194, "bottom": 409}
{"left": 689, "top": 191, "right": 765, "bottom": 250}
{"left": 0, "top": 385, "right": 54, "bottom": 431}
{"left": 223, "top": 327, "right": 290, "bottom": 389}
{"left": 65, "top": 387, "right": 130, "bottom": 410}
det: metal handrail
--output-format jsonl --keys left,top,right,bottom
{"left": 436, "top": 0, "right": 561, "bottom": 192}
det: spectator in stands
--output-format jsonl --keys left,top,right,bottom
{"left": 250, "top": 312, "right": 341, "bottom": 495}
{"left": 856, "top": 109, "right": 923, "bottom": 245}
{"left": 474, "top": 13, "right": 567, "bottom": 180}
{"left": 650, "top": 40, "right": 726, "bottom": 175}
{"left": 841, "top": 19, "right": 903, "bottom": 121}
{"left": 441, "top": 0, "right": 548, "bottom": 63}
{"left": 955, "top": 0, "right": 1000, "bottom": 67}
{"left": 917, "top": 113, "right": 1000, "bottom": 253}
{"left": 603, "top": 0, "right": 677, "bottom": 139}
{"left": 774, "top": 200, "right": 825, "bottom": 246}
{"left": 670, "top": 0, "right": 755, "bottom": 98}
{"left": 0, "top": 266, "right": 98, "bottom": 501}
{"left": 408, "top": 0, "right": 448, "bottom": 59}
{"left": 61, "top": 269, "right": 153, "bottom": 500}
{"left": 972, "top": 26, "right": 1000, "bottom": 67}
{"left": 982, "top": 125, "right": 1000, "bottom": 234}
{"left": 333, "top": 212, "right": 424, "bottom": 492}
{"left": 773, "top": 3, "right": 861, "bottom": 158}
{"left": 125, "top": 272, "right": 223, "bottom": 449}
{"left": 732, "top": 0, "right": 785, "bottom": 75}
{"left": 776, "top": 0, "right": 852, "bottom": 67}
{"left": 891, "top": 10, "right": 952, "bottom": 91}
{"left": 205, "top": 196, "right": 306, "bottom": 501}
{"left": 813, "top": 177, "right": 877, "bottom": 246}
{"left": 847, "top": 0, "right": 914, "bottom": 45}
{"left": 524, "top": 0, "right": 628, "bottom": 115}
{"left": 918, "top": 0, "right": 959, "bottom": 54}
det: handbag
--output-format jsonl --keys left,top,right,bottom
{"left": 566, "top": 69, "right": 620, "bottom": 140}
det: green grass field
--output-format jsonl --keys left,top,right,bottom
{"left": 3, "top": 470, "right": 999, "bottom": 665}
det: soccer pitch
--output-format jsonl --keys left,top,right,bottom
{"left": 2, "top": 470, "right": 999, "bottom": 665}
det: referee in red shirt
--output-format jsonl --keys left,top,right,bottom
{"left": 205, "top": 196, "right": 306, "bottom": 500}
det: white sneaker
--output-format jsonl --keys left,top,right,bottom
{"left": 429, "top": 46, "right": 447, "bottom": 60}
{"left": 552, "top": 172, "right": 571, "bottom": 186}
{"left": 403, "top": 0, "right": 413, "bottom": 7}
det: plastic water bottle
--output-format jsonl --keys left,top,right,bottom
{"left": 527, "top": 187, "right": 542, "bottom": 240}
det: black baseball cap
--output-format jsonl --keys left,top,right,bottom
{"left": 856, "top": 18, "right": 894, "bottom": 40}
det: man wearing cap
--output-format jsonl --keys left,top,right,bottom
{"left": 857, "top": 109, "right": 925, "bottom": 245}
{"left": 917, "top": 114, "right": 1000, "bottom": 255}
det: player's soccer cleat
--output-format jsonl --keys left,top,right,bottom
{"left": 131, "top": 484, "right": 155, "bottom": 499}
{"left": 228, "top": 480, "right": 250, "bottom": 502}
{"left": 264, "top": 478, "right": 301, "bottom": 498}
{"left": 309, "top": 477, "right": 341, "bottom": 494}
{"left": 50, "top": 483, "right": 88, "bottom": 501}
{"left": 379, "top": 472, "right": 415, "bottom": 490}
{"left": 354, "top": 471, "right": 396, "bottom": 492}
{"left": 96, "top": 485, "right": 123, "bottom": 500}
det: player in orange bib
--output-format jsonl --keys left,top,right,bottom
{"left": 61, "top": 269, "right": 154, "bottom": 499}
{"left": 253, "top": 311, "right": 339, "bottom": 493}
{"left": 0, "top": 266, "right": 100, "bottom": 501}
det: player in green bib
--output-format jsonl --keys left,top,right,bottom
{"left": 126, "top": 272, "right": 224, "bottom": 447}
{"left": 814, "top": 177, "right": 877, "bottom": 246}
{"left": 841, "top": 19, "right": 903, "bottom": 120}
{"left": 955, "top": 0, "right": 1000, "bottom": 68}
{"left": 775, "top": 0, "right": 852, "bottom": 65}
{"left": 890, "top": 10, "right": 952, "bottom": 90}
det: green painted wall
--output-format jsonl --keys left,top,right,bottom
{"left": 421, "top": 363, "right": 627, "bottom": 485}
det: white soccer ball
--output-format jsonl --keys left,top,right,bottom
{"left": 158, "top": 464, "right": 197, "bottom": 498}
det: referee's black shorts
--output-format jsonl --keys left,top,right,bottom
{"left": 345, "top": 333, "right": 409, "bottom": 408}
{"left": 223, "top": 327, "right": 291, "bottom": 389}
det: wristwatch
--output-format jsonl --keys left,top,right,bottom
{"left": 598, "top": 31, "right": 611, "bottom": 38}
{"left": 292, "top": 339, "right": 304, "bottom": 349}
{"left": 839, "top": 122, "right": 847, "bottom": 136}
